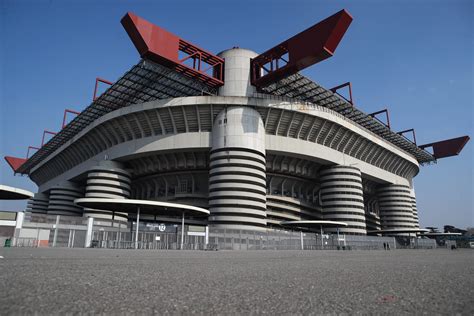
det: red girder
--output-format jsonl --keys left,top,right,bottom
{"left": 41, "top": 130, "right": 57, "bottom": 147}
{"left": 330, "top": 81, "right": 353, "bottom": 105}
{"left": 121, "top": 12, "right": 224, "bottom": 88}
{"left": 93, "top": 77, "right": 113, "bottom": 101}
{"left": 397, "top": 128, "right": 417, "bottom": 145}
{"left": 62, "top": 109, "right": 80, "bottom": 129}
{"left": 251, "top": 9, "right": 353, "bottom": 88}
{"left": 27, "top": 146, "right": 40, "bottom": 159}
{"left": 419, "top": 136, "right": 470, "bottom": 159}
{"left": 369, "top": 109, "right": 391, "bottom": 129}
{"left": 4, "top": 156, "right": 27, "bottom": 173}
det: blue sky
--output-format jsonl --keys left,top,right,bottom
{"left": 1, "top": 0, "right": 472, "bottom": 229}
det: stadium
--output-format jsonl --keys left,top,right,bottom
{"left": 4, "top": 10, "right": 469, "bottom": 249}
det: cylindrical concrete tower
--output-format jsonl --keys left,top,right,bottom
{"left": 378, "top": 184, "right": 415, "bottom": 235}
{"left": 27, "top": 192, "right": 49, "bottom": 214}
{"left": 209, "top": 106, "right": 267, "bottom": 231}
{"left": 217, "top": 48, "right": 257, "bottom": 97}
{"left": 410, "top": 188, "right": 420, "bottom": 229}
{"left": 26, "top": 192, "right": 49, "bottom": 223}
{"left": 47, "top": 181, "right": 84, "bottom": 216}
{"left": 320, "top": 165, "right": 367, "bottom": 235}
{"left": 83, "top": 161, "right": 131, "bottom": 225}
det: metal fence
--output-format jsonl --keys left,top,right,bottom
{"left": 395, "top": 236, "right": 437, "bottom": 249}
{"left": 207, "top": 228, "right": 398, "bottom": 251}
{"left": 88, "top": 228, "right": 208, "bottom": 250}
{"left": 4, "top": 214, "right": 437, "bottom": 250}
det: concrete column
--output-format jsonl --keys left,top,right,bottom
{"left": 85, "top": 217, "right": 94, "bottom": 248}
{"left": 410, "top": 187, "right": 420, "bottom": 229}
{"left": 48, "top": 181, "right": 84, "bottom": 217}
{"left": 300, "top": 231, "right": 304, "bottom": 250}
{"left": 15, "top": 212, "right": 25, "bottom": 229}
{"left": 208, "top": 106, "right": 267, "bottom": 231}
{"left": 68, "top": 230, "right": 73, "bottom": 248}
{"left": 72, "top": 230, "right": 76, "bottom": 247}
{"left": 320, "top": 165, "right": 366, "bottom": 235}
{"left": 217, "top": 48, "right": 257, "bottom": 97}
{"left": 83, "top": 161, "right": 131, "bottom": 227}
{"left": 135, "top": 207, "right": 140, "bottom": 250}
{"left": 52, "top": 215, "right": 60, "bottom": 247}
{"left": 378, "top": 184, "right": 415, "bottom": 236}
{"left": 27, "top": 192, "right": 49, "bottom": 223}
{"left": 13, "top": 212, "right": 25, "bottom": 247}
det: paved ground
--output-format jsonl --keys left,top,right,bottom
{"left": 0, "top": 248, "right": 472, "bottom": 315}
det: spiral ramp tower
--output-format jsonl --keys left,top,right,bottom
{"left": 83, "top": 162, "right": 131, "bottom": 226}
{"left": 378, "top": 184, "right": 415, "bottom": 236}
{"left": 410, "top": 188, "right": 420, "bottom": 229}
{"left": 320, "top": 166, "right": 366, "bottom": 235}
{"left": 208, "top": 49, "right": 267, "bottom": 231}
{"left": 26, "top": 192, "right": 49, "bottom": 222}
{"left": 209, "top": 106, "right": 268, "bottom": 231}
{"left": 47, "top": 181, "right": 84, "bottom": 216}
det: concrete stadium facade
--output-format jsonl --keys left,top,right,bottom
{"left": 24, "top": 48, "right": 423, "bottom": 236}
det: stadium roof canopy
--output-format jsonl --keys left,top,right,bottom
{"left": 74, "top": 198, "right": 210, "bottom": 217}
{"left": 0, "top": 184, "right": 34, "bottom": 200}
{"left": 16, "top": 60, "right": 217, "bottom": 174}
{"left": 7, "top": 9, "right": 469, "bottom": 175}
{"left": 260, "top": 73, "right": 436, "bottom": 163}
{"left": 14, "top": 62, "right": 438, "bottom": 175}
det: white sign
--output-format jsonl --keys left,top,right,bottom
{"left": 158, "top": 224, "right": 166, "bottom": 232}
{"left": 187, "top": 231, "right": 206, "bottom": 236}
{"left": 155, "top": 236, "right": 161, "bottom": 241}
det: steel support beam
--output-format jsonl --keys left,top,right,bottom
{"left": 4, "top": 156, "right": 27, "bottom": 173}
{"left": 397, "top": 128, "right": 417, "bottom": 145}
{"left": 251, "top": 9, "right": 353, "bottom": 87}
{"left": 369, "top": 109, "right": 391, "bottom": 129}
{"left": 93, "top": 77, "right": 114, "bottom": 101}
{"left": 27, "top": 146, "right": 40, "bottom": 158}
{"left": 41, "top": 130, "right": 57, "bottom": 147}
{"left": 330, "top": 81, "right": 353, "bottom": 105}
{"left": 419, "top": 136, "right": 470, "bottom": 159}
{"left": 121, "top": 12, "right": 224, "bottom": 88}
{"left": 62, "top": 109, "right": 80, "bottom": 129}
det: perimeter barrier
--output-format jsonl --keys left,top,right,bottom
{"left": 4, "top": 213, "right": 437, "bottom": 250}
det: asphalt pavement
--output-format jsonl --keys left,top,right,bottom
{"left": 0, "top": 248, "right": 472, "bottom": 315}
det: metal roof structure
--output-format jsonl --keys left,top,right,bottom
{"left": 367, "top": 228, "right": 430, "bottom": 235}
{"left": 74, "top": 198, "right": 210, "bottom": 217}
{"left": 6, "top": 9, "right": 468, "bottom": 176}
{"left": 16, "top": 60, "right": 217, "bottom": 174}
{"left": 260, "top": 73, "right": 436, "bottom": 164}
{"left": 281, "top": 220, "right": 349, "bottom": 229}
{"left": 0, "top": 184, "right": 34, "bottom": 200}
